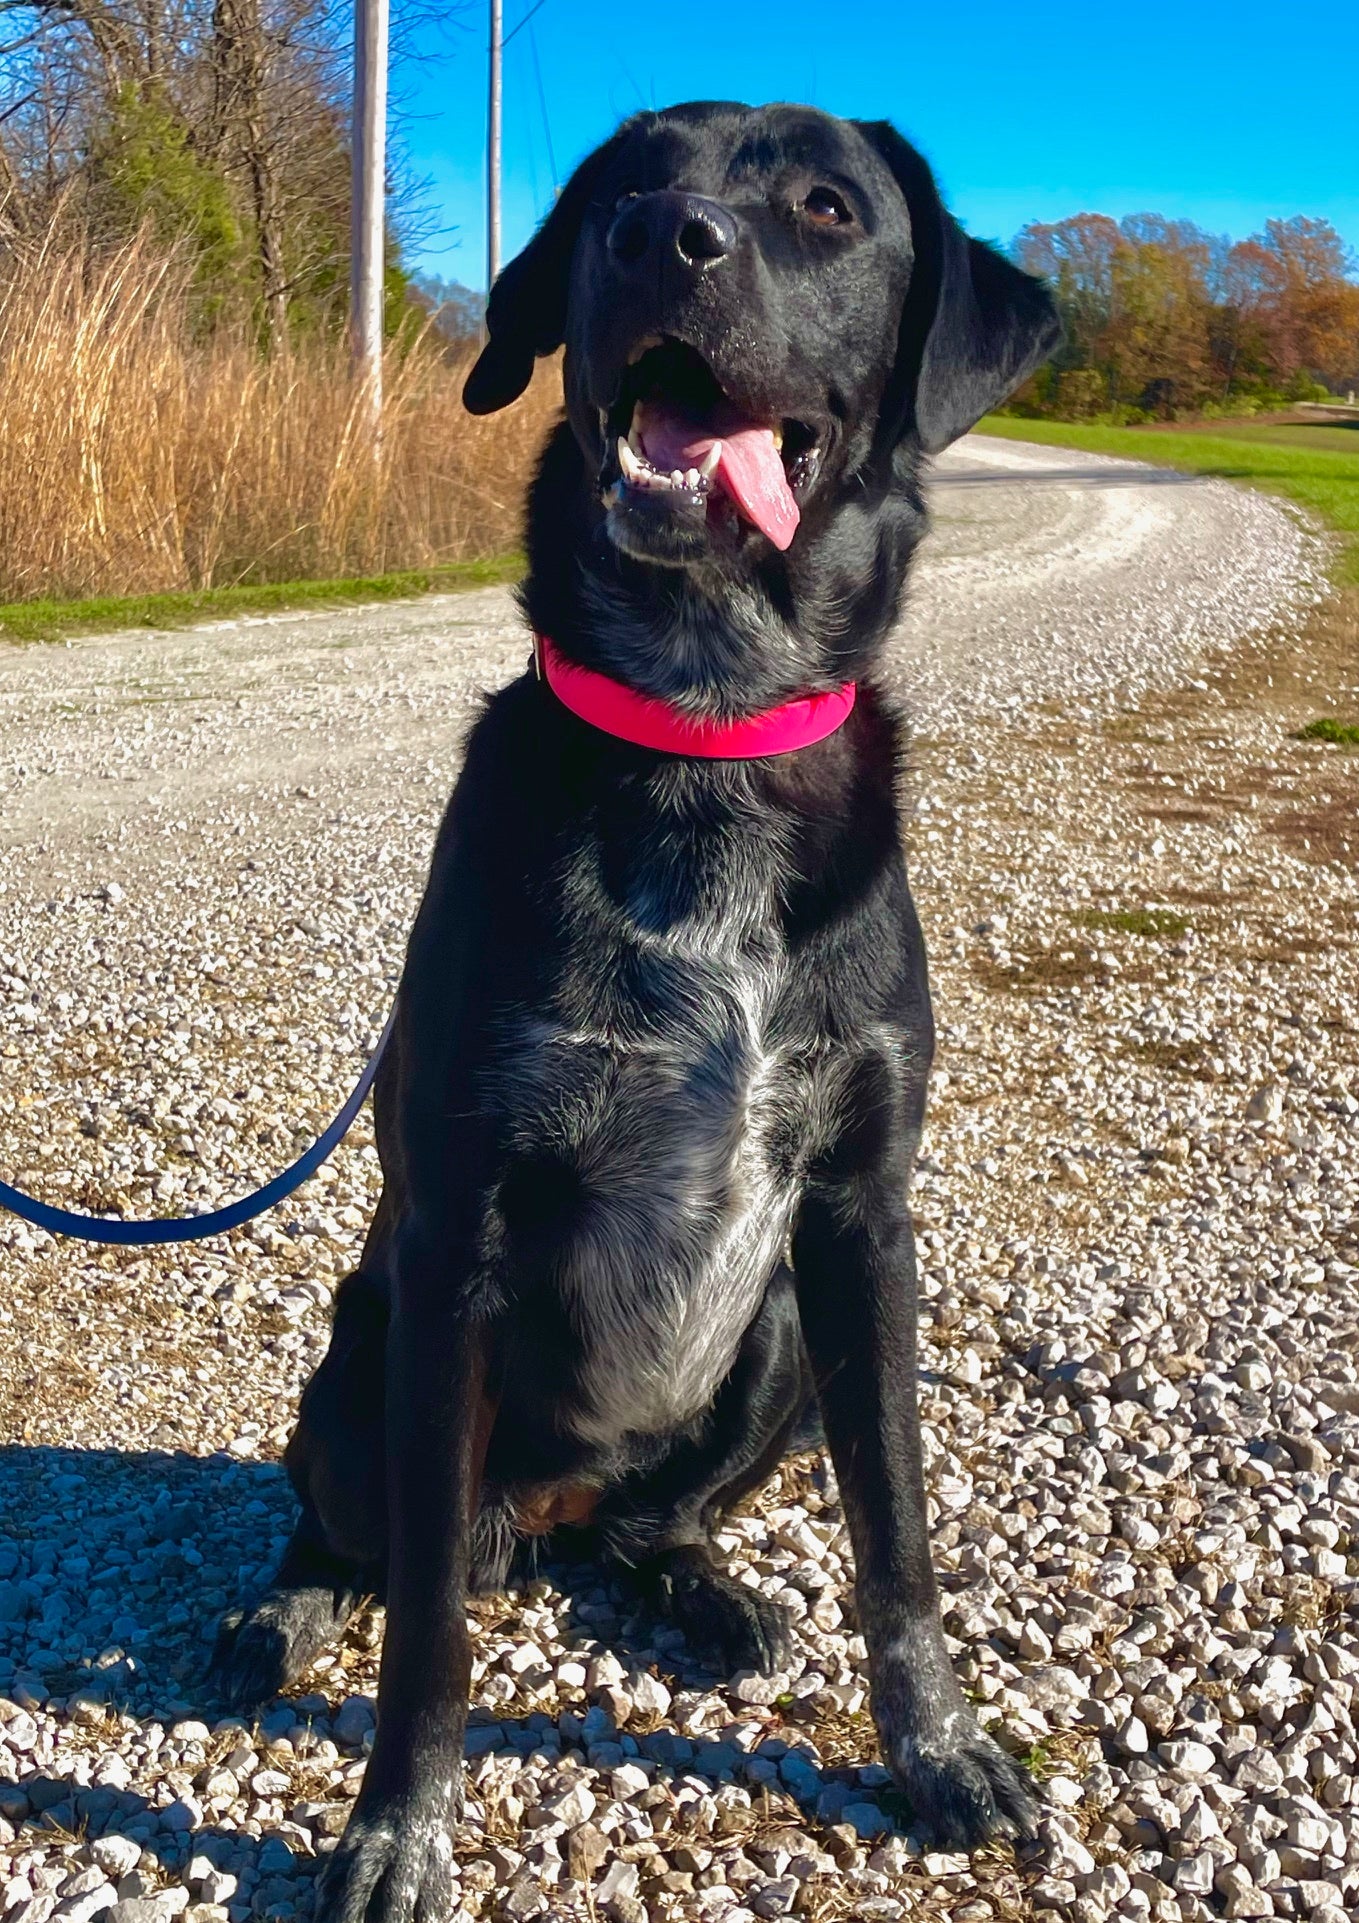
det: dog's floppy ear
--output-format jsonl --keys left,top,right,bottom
{"left": 463, "top": 123, "right": 637, "bottom": 416}
{"left": 855, "top": 121, "right": 1061, "bottom": 456}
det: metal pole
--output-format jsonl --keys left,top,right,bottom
{"left": 351, "top": 0, "right": 389, "bottom": 429}
{"left": 487, "top": 0, "right": 502, "bottom": 292}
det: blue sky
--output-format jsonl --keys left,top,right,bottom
{"left": 394, "top": 0, "right": 1359, "bottom": 290}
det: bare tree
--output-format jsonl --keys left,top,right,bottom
{"left": 209, "top": 0, "right": 286, "bottom": 336}
{"left": 0, "top": 0, "right": 352, "bottom": 331}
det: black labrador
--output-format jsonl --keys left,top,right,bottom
{"left": 210, "top": 100, "right": 1060, "bottom": 1920}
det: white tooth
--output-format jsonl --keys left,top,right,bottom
{"left": 685, "top": 468, "right": 700, "bottom": 489}
{"left": 771, "top": 427, "right": 783, "bottom": 451}
{"left": 670, "top": 469, "right": 684, "bottom": 485}
{"left": 618, "top": 436, "right": 643, "bottom": 481}
{"left": 698, "top": 444, "right": 721, "bottom": 479}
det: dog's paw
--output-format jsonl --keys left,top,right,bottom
{"left": 655, "top": 1550, "right": 795, "bottom": 1674}
{"left": 710, "top": 1578, "right": 796, "bottom": 1675}
{"left": 885, "top": 1710, "right": 1039, "bottom": 1849}
{"left": 207, "top": 1585, "right": 345, "bottom": 1708}
{"left": 207, "top": 1603, "right": 291, "bottom": 1709}
{"left": 315, "top": 1788, "right": 458, "bottom": 1923}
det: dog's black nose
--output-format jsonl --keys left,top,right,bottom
{"left": 607, "top": 192, "right": 737, "bottom": 272}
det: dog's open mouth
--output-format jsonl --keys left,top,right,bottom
{"left": 604, "top": 340, "right": 820, "bottom": 552}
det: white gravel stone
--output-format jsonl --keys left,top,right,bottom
{"left": 540, "top": 1780, "right": 595, "bottom": 1828}
{"left": 86, "top": 1843, "right": 140, "bottom": 1881}
{"left": 595, "top": 1860, "right": 639, "bottom": 1905}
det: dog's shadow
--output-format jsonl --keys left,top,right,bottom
{"left": 1, "top": 1443, "right": 874, "bottom": 1879}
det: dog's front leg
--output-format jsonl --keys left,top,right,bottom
{"left": 317, "top": 1228, "right": 493, "bottom": 1923}
{"left": 794, "top": 1157, "right": 1039, "bottom": 1850}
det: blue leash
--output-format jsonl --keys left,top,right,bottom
{"left": 0, "top": 1001, "right": 397, "bottom": 1246}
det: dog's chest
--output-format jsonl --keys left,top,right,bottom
{"left": 511, "top": 808, "right": 817, "bottom": 1441}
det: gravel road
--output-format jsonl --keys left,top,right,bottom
{"left": 0, "top": 436, "right": 1323, "bottom": 855}
{"left": 1, "top": 437, "right": 1356, "bottom": 1923}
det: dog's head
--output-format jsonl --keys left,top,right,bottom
{"left": 465, "top": 103, "right": 1059, "bottom": 695}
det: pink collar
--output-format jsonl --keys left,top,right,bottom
{"left": 535, "top": 634, "right": 856, "bottom": 760}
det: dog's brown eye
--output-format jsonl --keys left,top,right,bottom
{"left": 802, "top": 188, "right": 849, "bottom": 226}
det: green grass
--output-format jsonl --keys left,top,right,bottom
{"left": 0, "top": 554, "right": 525, "bottom": 644}
{"left": 1297, "top": 716, "right": 1359, "bottom": 746}
{"left": 1077, "top": 907, "right": 1190, "bottom": 939}
{"left": 1189, "top": 421, "right": 1359, "bottom": 456}
{"left": 979, "top": 414, "right": 1359, "bottom": 582}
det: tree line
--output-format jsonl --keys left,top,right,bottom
{"left": 2, "top": 15, "right": 1357, "bottom": 427}
{"left": 0, "top": 0, "right": 442, "bottom": 340}
{"left": 1010, "top": 211, "right": 1359, "bottom": 421}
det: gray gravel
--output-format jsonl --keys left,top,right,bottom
{"left": 1, "top": 437, "right": 1355, "bottom": 1923}
{"left": 897, "top": 437, "right": 1326, "bottom": 728}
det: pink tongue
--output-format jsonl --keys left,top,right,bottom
{"left": 636, "top": 402, "right": 800, "bottom": 551}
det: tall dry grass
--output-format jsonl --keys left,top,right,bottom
{"left": 0, "top": 230, "right": 562, "bottom": 600}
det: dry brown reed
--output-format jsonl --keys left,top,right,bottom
{"left": 0, "top": 230, "right": 562, "bottom": 600}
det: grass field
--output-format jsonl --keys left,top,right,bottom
{"left": 1183, "top": 421, "right": 1359, "bottom": 457}
{"left": 979, "top": 414, "right": 1359, "bottom": 581}
{"left": 0, "top": 556, "right": 525, "bottom": 645}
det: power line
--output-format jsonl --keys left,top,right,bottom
{"left": 502, "top": 0, "right": 550, "bottom": 48}
{"left": 527, "top": 15, "right": 558, "bottom": 193}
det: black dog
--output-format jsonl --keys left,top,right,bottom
{"left": 211, "top": 101, "right": 1059, "bottom": 1921}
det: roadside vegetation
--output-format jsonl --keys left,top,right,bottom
{"left": 0, "top": 0, "right": 555, "bottom": 622}
{"left": 0, "top": 558, "right": 524, "bottom": 645}
{"left": 0, "top": 231, "right": 557, "bottom": 610}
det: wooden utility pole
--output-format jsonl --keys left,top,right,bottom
{"left": 351, "top": 0, "right": 389, "bottom": 428}
{"left": 487, "top": 0, "right": 502, "bottom": 291}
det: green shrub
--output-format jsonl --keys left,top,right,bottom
{"left": 1052, "top": 368, "right": 1108, "bottom": 419}
{"left": 1286, "top": 373, "right": 1334, "bottom": 403}
{"left": 1297, "top": 717, "right": 1359, "bottom": 745}
{"left": 86, "top": 87, "right": 242, "bottom": 299}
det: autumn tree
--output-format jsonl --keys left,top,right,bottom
{"left": 1013, "top": 212, "right": 1122, "bottom": 371}
{"left": 1240, "top": 218, "right": 1359, "bottom": 385}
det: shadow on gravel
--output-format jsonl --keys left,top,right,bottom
{"left": 0, "top": 1445, "right": 332, "bottom": 1905}
{"left": 930, "top": 464, "right": 1205, "bottom": 488}
{"left": 1, "top": 1444, "right": 885, "bottom": 1876}
{"left": 0, "top": 1443, "right": 755, "bottom": 1714}
{"left": 0, "top": 1444, "right": 298, "bottom": 1721}
{"left": 3, "top": 1713, "right": 884, "bottom": 1920}
{"left": 0, "top": 1444, "right": 722, "bottom": 1718}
